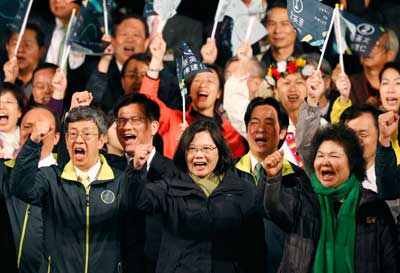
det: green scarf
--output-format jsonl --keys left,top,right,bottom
{"left": 311, "top": 173, "right": 360, "bottom": 273}
{"left": 189, "top": 173, "right": 224, "bottom": 197}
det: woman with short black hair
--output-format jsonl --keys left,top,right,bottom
{"left": 263, "top": 124, "right": 398, "bottom": 273}
{"left": 125, "top": 119, "right": 265, "bottom": 273}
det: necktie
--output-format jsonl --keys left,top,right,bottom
{"left": 78, "top": 173, "right": 90, "bottom": 190}
{"left": 285, "top": 132, "right": 304, "bottom": 169}
{"left": 254, "top": 162, "right": 264, "bottom": 182}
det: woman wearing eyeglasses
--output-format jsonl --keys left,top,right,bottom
{"left": 124, "top": 119, "right": 265, "bottom": 273}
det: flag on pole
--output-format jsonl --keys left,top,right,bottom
{"left": 2, "top": 0, "right": 30, "bottom": 32}
{"left": 69, "top": 0, "right": 112, "bottom": 55}
{"left": 1, "top": 0, "right": 24, "bottom": 31}
{"left": 210, "top": 0, "right": 232, "bottom": 38}
{"left": 180, "top": 42, "right": 210, "bottom": 79}
{"left": 227, "top": 0, "right": 267, "bottom": 53}
{"left": 287, "top": 0, "right": 334, "bottom": 48}
{"left": 177, "top": 42, "right": 209, "bottom": 122}
{"left": 335, "top": 10, "right": 385, "bottom": 56}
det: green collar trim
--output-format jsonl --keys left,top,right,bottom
{"left": 4, "top": 159, "right": 15, "bottom": 168}
{"left": 60, "top": 154, "right": 114, "bottom": 181}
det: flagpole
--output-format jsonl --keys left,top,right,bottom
{"left": 182, "top": 91, "right": 186, "bottom": 125}
{"left": 337, "top": 4, "right": 345, "bottom": 73}
{"left": 13, "top": 0, "right": 34, "bottom": 56}
{"left": 211, "top": 0, "right": 225, "bottom": 39}
{"left": 317, "top": 7, "right": 336, "bottom": 71}
{"left": 61, "top": 8, "right": 76, "bottom": 64}
{"left": 334, "top": 4, "right": 345, "bottom": 74}
{"left": 60, "top": 45, "right": 71, "bottom": 73}
{"left": 103, "top": 0, "right": 109, "bottom": 35}
{"left": 244, "top": 16, "right": 255, "bottom": 41}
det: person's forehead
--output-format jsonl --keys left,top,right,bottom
{"left": 267, "top": 7, "right": 290, "bottom": 21}
{"left": 118, "top": 103, "right": 145, "bottom": 116}
{"left": 318, "top": 140, "right": 345, "bottom": 152}
{"left": 11, "top": 29, "right": 38, "bottom": 43}
{"left": 34, "top": 68, "right": 56, "bottom": 81}
{"left": 126, "top": 59, "right": 148, "bottom": 70}
{"left": 0, "top": 90, "right": 17, "bottom": 99}
{"left": 346, "top": 113, "right": 376, "bottom": 130}
{"left": 251, "top": 104, "right": 278, "bottom": 119}
{"left": 68, "top": 120, "right": 98, "bottom": 130}
{"left": 117, "top": 18, "right": 146, "bottom": 33}
{"left": 382, "top": 67, "right": 400, "bottom": 79}
{"left": 22, "top": 108, "right": 55, "bottom": 125}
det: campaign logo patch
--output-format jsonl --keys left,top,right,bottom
{"left": 101, "top": 190, "right": 115, "bottom": 204}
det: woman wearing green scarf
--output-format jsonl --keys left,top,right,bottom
{"left": 125, "top": 119, "right": 266, "bottom": 273}
{"left": 263, "top": 124, "right": 398, "bottom": 273}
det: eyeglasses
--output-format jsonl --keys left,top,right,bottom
{"left": 0, "top": 100, "right": 18, "bottom": 106}
{"left": 187, "top": 145, "right": 217, "bottom": 155}
{"left": 67, "top": 130, "right": 98, "bottom": 141}
{"left": 116, "top": 116, "right": 146, "bottom": 127}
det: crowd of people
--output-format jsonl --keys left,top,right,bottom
{"left": 1, "top": 0, "right": 400, "bottom": 273}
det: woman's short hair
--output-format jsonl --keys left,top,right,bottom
{"left": 173, "top": 119, "right": 234, "bottom": 175}
{"left": 310, "top": 124, "right": 366, "bottom": 181}
{"left": 379, "top": 62, "right": 400, "bottom": 81}
{"left": 0, "top": 82, "right": 26, "bottom": 112}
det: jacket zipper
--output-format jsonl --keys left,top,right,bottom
{"left": 17, "top": 204, "right": 31, "bottom": 268}
{"left": 47, "top": 256, "right": 51, "bottom": 273}
{"left": 85, "top": 191, "right": 90, "bottom": 273}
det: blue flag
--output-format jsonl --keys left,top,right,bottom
{"left": 335, "top": 11, "right": 385, "bottom": 56}
{"left": 180, "top": 42, "right": 209, "bottom": 80}
{"left": 1, "top": 0, "right": 30, "bottom": 32}
{"left": 69, "top": 0, "right": 113, "bottom": 55}
{"left": 287, "top": 0, "right": 334, "bottom": 48}
{"left": 143, "top": 0, "right": 156, "bottom": 17}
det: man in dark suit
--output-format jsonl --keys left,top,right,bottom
{"left": 86, "top": 14, "right": 151, "bottom": 113}
{"left": 114, "top": 93, "right": 176, "bottom": 273}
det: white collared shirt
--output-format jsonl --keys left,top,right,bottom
{"left": 38, "top": 154, "right": 57, "bottom": 168}
{"left": 116, "top": 60, "right": 123, "bottom": 72}
{"left": 362, "top": 164, "right": 377, "bottom": 193}
{"left": 250, "top": 153, "right": 260, "bottom": 174}
{"left": 74, "top": 160, "right": 101, "bottom": 183}
{"left": 46, "top": 18, "right": 85, "bottom": 69}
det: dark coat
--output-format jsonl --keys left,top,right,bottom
{"left": 124, "top": 166, "right": 266, "bottom": 273}
{"left": 120, "top": 152, "right": 177, "bottom": 273}
{"left": 264, "top": 172, "right": 399, "bottom": 273}
{"left": 0, "top": 162, "right": 17, "bottom": 273}
{"left": 10, "top": 139, "right": 125, "bottom": 273}
{"left": 0, "top": 160, "right": 45, "bottom": 273}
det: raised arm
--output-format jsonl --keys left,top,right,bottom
{"left": 330, "top": 72, "right": 352, "bottom": 124}
{"left": 375, "top": 111, "right": 400, "bottom": 199}
{"left": 223, "top": 41, "right": 252, "bottom": 137}
{"left": 10, "top": 121, "right": 55, "bottom": 206}
{"left": 262, "top": 150, "right": 301, "bottom": 232}
{"left": 297, "top": 70, "right": 325, "bottom": 177}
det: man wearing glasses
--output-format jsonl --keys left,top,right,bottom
{"left": 10, "top": 106, "right": 125, "bottom": 273}
{"left": 114, "top": 93, "right": 176, "bottom": 273}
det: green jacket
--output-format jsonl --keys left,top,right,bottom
{"left": 11, "top": 139, "right": 125, "bottom": 273}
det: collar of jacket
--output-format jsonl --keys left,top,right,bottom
{"left": 61, "top": 154, "right": 114, "bottom": 182}
{"left": 4, "top": 153, "right": 58, "bottom": 169}
{"left": 236, "top": 151, "right": 295, "bottom": 178}
{"left": 168, "top": 168, "right": 245, "bottom": 198}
